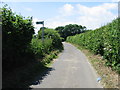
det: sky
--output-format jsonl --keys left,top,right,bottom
{"left": 1, "top": 0, "right": 119, "bottom": 34}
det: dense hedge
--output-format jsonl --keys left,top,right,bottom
{"left": 2, "top": 5, "right": 63, "bottom": 88}
{"left": 67, "top": 18, "right": 120, "bottom": 73}
{"left": 2, "top": 5, "right": 35, "bottom": 72}
{"left": 2, "top": 5, "right": 63, "bottom": 73}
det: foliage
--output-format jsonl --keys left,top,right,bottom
{"left": 31, "top": 28, "right": 63, "bottom": 60}
{"left": 2, "top": 5, "right": 35, "bottom": 72}
{"left": 2, "top": 5, "right": 63, "bottom": 88}
{"left": 2, "top": 5, "right": 63, "bottom": 73}
{"left": 67, "top": 18, "right": 120, "bottom": 73}
{"left": 3, "top": 50, "right": 59, "bottom": 88}
{"left": 38, "top": 28, "right": 63, "bottom": 50}
{"left": 31, "top": 38, "right": 53, "bottom": 59}
{"left": 55, "top": 24, "right": 86, "bottom": 41}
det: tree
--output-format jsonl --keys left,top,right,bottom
{"left": 55, "top": 24, "right": 86, "bottom": 41}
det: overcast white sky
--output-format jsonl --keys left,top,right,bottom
{"left": 2, "top": 1, "right": 119, "bottom": 34}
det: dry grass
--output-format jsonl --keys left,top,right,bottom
{"left": 74, "top": 44, "right": 119, "bottom": 88}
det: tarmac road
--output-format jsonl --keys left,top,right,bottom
{"left": 30, "top": 42, "right": 103, "bottom": 88}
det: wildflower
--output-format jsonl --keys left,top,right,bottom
{"left": 104, "top": 48, "right": 106, "bottom": 50}
{"left": 109, "top": 49, "right": 112, "bottom": 51}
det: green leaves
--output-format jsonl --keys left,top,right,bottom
{"left": 31, "top": 28, "right": 63, "bottom": 60}
{"left": 2, "top": 5, "right": 63, "bottom": 73}
{"left": 67, "top": 18, "right": 120, "bottom": 73}
{"left": 55, "top": 24, "right": 86, "bottom": 41}
{"left": 38, "top": 28, "right": 63, "bottom": 49}
{"left": 2, "top": 5, "right": 34, "bottom": 71}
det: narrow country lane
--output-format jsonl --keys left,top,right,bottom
{"left": 30, "top": 42, "right": 103, "bottom": 88}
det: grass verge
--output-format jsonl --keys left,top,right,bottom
{"left": 69, "top": 43, "right": 119, "bottom": 88}
{"left": 3, "top": 50, "right": 62, "bottom": 89}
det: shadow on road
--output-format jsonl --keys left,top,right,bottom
{"left": 28, "top": 67, "right": 55, "bottom": 89}
{"left": 2, "top": 61, "right": 55, "bottom": 90}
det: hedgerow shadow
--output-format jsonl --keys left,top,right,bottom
{"left": 2, "top": 62, "right": 55, "bottom": 90}
{"left": 28, "top": 67, "right": 55, "bottom": 89}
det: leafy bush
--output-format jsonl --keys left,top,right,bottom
{"left": 38, "top": 28, "right": 63, "bottom": 50}
{"left": 31, "top": 38, "right": 53, "bottom": 59}
{"left": 2, "top": 5, "right": 34, "bottom": 72}
{"left": 2, "top": 5, "right": 63, "bottom": 72}
{"left": 31, "top": 28, "right": 63, "bottom": 60}
{"left": 67, "top": 18, "right": 120, "bottom": 73}
{"left": 2, "top": 5, "right": 63, "bottom": 88}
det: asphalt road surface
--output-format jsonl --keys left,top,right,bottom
{"left": 30, "top": 42, "right": 103, "bottom": 88}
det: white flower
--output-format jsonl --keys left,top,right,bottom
{"left": 104, "top": 48, "right": 106, "bottom": 50}
{"left": 109, "top": 49, "right": 112, "bottom": 51}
